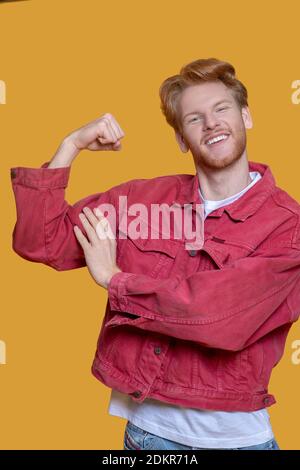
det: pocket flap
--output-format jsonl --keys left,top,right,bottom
{"left": 126, "top": 235, "right": 180, "bottom": 259}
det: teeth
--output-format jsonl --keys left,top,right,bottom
{"left": 207, "top": 134, "right": 228, "bottom": 145}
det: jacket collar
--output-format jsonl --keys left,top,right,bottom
{"left": 175, "top": 160, "right": 277, "bottom": 222}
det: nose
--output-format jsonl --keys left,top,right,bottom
{"left": 203, "top": 112, "right": 219, "bottom": 130}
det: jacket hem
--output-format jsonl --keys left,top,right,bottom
{"left": 92, "top": 358, "right": 276, "bottom": 412}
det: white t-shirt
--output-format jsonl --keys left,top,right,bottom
{"left": 108, "top": 170, "right": 275, "bottom": 449}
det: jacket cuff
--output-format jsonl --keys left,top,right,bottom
{"left": 10, "top": 161, "right": 71, "bottom": 189}
{"left": 108, "top": 271, "right": 136, "bottom": 311}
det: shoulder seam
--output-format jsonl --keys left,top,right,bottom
{"left": 292, "top": 214, "right": 300, "bottom": 250}
{"left": 271, "top": 188, "right": 300, "bottom": 217}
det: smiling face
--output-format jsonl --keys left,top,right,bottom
{"left": 175, "top": 81, "right": 253, "bottom": 170}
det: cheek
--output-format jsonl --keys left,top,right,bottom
{"left": 233, "top": 124, "right": 247, "bottom": 140}
{"left": 230, "top": 116, "right": 246, "bottom": 132}
{"left": 185, "top": 129, "right": 203, "bottom": 146}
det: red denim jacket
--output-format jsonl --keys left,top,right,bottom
{"left": 10, "top": 159, "right": 300, "bottom": 411}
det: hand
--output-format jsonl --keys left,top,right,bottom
{"left": 73, "top": 206, "right": 122, "bottom": 289}
{"left": 48, "top": 113, "right": 125, "bottom": 169}
{"left": 66, "top": 112, "right": 125, "bottom": 153}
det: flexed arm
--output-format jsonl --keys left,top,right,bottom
{"left": 10, "top": 113, "right": 128, "bottom": 270}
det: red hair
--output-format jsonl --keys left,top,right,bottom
{"left": 159, "top": 58, "right": 248, "bottom": 134}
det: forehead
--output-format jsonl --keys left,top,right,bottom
{"left": 178, "top": 81, "right": 235, "bottom": 114}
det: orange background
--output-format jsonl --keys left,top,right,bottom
{"left": 1, "top": 0, "right": 300, "bottom": 449}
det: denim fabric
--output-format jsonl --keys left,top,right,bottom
{"left": 123, "top": 421, "right": 280, "bottom": 451}
{"left": 11, "top": 160, "right": 300, "bottom": 412}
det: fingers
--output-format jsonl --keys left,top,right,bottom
{"left": 113, "top": 118, "right": 125, "bottom": 140}
{"left": 97, "top": 122, "right": 114, "bottom": 145}
{"left": 75, "top": 208, "right": 100, "bottom": 246}
{"left": 94, "top": 208, "right": 116, "bottom": 240}
{"left": 74, "top": 206, "right": 115, "bottom": 245}
{"left": 82, "top": 206, "right": 99, "bottom": 226}
{"left": 97, "top": 113, "right": 125, "bottom": 145}
{"left": 107, "top": 118, "right": 121, "bottom": 142}
{"left": 102, "top": 117, "right": 118, "bottom": 143}
{"left": 73, "top": 225, "right": 90, "bottom": 250}
{"left": 101, "top": 113, "right": 125, "bottom": 139}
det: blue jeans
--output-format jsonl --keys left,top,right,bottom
{"left": 124, "top": 421, "right": 281, "bottom": 450}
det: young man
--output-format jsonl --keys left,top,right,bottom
{"left": 10, "top": 58, "right": 300, "bottom": 450}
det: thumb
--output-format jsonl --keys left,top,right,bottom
{"left": 112, "top": 141, "right": 122, "bottom": 151}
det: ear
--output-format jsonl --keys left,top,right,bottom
{"left": 241, "top": 106, "right": 253, "bottom": 129}
{"left": 175, "top": 131, "right": 189, "bottom": 153}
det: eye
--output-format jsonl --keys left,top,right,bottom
{"left": 188, "top": 116, "right": 201, "bottom": 123}
{"left": 217, "top": 106, "right": 228, "bottom": 112}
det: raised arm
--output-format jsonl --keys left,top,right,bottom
{"left": 10, "top": 113, "right": 128, "bottom": 271}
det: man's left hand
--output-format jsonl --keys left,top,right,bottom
{"left": 73, "top": 206, "right": 121, "bottom": 289}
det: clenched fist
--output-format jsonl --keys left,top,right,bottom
{"left": 68, "top": 112, "right": 125, "bottom": 152}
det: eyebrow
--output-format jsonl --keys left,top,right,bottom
{"left": 183, "top": 99, "right": 233, "bottom": 120}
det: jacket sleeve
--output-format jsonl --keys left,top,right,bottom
{"left": 10, "top": 161, "right": 131, "bottom": 271}
{"left": 107, "top": 234, "right": 300, "bottom": 351}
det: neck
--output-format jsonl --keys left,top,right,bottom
{"left": 196, "top": 154, "right": 251, "bottom": 201}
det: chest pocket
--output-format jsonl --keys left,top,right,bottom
{"left": 117, "top": 233, "right": 181, "bottom": 278}
{"left": 200, "top": 236, "right": 255, "bottom": 269}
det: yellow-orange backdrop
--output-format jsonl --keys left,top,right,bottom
{"left": 1, "top": 0, "right": 300, "bottom": 450}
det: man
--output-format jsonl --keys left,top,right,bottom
{"left": 10, "top": 58, "right": 300, "bottom": 450}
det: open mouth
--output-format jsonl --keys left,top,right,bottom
{"left": 205, "top": 134, "right": 230, "bottom": 147}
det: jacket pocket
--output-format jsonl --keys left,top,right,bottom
{"left": 216, "top": 350, "right": 246, "bottom": 392}
{"left": 101, "top": 316, "right": 149, "bottom": 374}
{"left": 201, "top": 236, "right": 255, "bottom": 269}
{"left": 117, "top": 232, "right": 180, "bottom": 278}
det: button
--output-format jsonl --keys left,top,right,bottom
{"left": 131, "top": 390, "right": 142, "bottom": 398}
{"left": 10, "top": 169, "right": 17, "bottom": 179}
{"left": 154, "top": 347, "right": 161, "bottom": 355}
{"left": 263, "top": 397, "right": 271, "bottom": 405}
{"left": 188, "top": 249, "right": 197, "bottom": 257}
